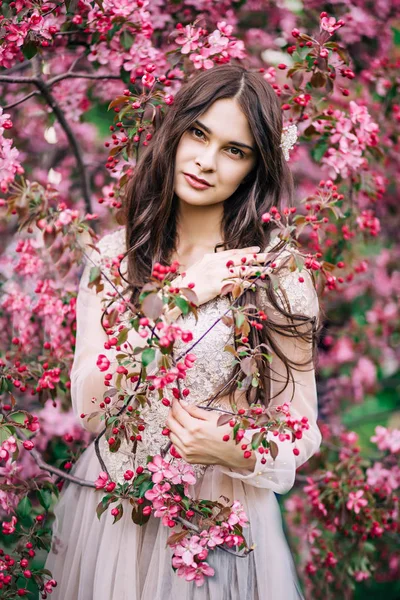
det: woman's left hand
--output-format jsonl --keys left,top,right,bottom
{"left": 166, "top": 399, "right": 256, "bottom": 471}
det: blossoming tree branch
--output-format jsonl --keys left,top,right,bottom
{"left": 0, "top": 1, "right": 399, "bottom": 599}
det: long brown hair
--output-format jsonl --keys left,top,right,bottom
{"left": 122, "top": 64, "right": 320, "bottom": 409}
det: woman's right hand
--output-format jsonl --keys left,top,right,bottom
{"left": 176, "top": 246, "right": 269, "bottom": 307}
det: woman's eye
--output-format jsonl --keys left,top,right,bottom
{"left": 228, "top": 147, "right": 245, "bottom": 159}
{"left": 190, "top": 127, "right": 205, "bottom": 139}
{"left": 189, "top": 127, "right": 245, "bottom": 158}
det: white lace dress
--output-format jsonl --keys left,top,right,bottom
{"left": 44, "top": 228, "right": 322, "bottom": 600}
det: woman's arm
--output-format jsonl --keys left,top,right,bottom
{"left": 70, "top": 256, "right": 115, "bottom": 434}
{"left": 71, "top": 235, "right": 148, "bottom": 434}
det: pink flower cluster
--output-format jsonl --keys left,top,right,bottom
{"left": 175, "top": 21, "right": 246, "bottom": 71}
{"left": 366, "top": 462, "right": 400, "bottom": 495}
{"left": 0, "top": 107, "right": 24, "bottom": 193}
{"left": 0, "top": 436, "right": 17, "bottom": 462}
{"left": 346, "top": 490, "right": 368, "bottom": 514}
{"left": 171, "top": 536, "right": 215, "bottom": 587}
{"left": 2, "top": 515, "right": 17, "bottom": 535}
{"left": 0, "top": 7, "right": 60, "bottom": 69}
{"left": 15, "top": 239, "right": 45, "bottom": 276}
{"left": 320, "top": 101, "right": 379, "bottom": 180}
{"left": 356, "top": 209, "right": 381, "bottom": 237}
{"left": 169, "top": 500, "right": 248, "bottom": 586}
{"left": 146, "top": 352, "right": 196, "bottom": 391}
{"left": 371, "top": 426, "right": 400, "bottom": 454}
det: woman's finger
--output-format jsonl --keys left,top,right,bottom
{"left": 169, "top": 433, "right": 186, "bottom": 458}
{"left": 166, "top": 411, "right": 187, "bottom": 440}
{"left": 181, "top": 402, "right": 211, "bottom": 421}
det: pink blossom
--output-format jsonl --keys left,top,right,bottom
{"left": 200, "top": 526, "right": 225, "bottom": 548}
{"left": 153, "top": 502, "right": 179, "bottom": 527}
{"left": 175, "top": 25, "right": 201, "bottom": 54}
{"left": 145, "top": 482, "right": 171, "bottom": 505}
{"left": 340, "top": 431, "right": 359, "bottom": 446}
{"left": 37, "top": 368, "right": 61, "bottom": 390}
{"left": 94, "top": 472, "right": 109, "bottom": 489}
{"left": 0, "top": 436, "right": 18, "bottom": 462}
{"left": 356, "top": 210, "right": 381, "bottom": 236}
{"left": 227, "top": 501, "right": 249, "bottom": 528}
{"left": 351, "top": 357, "right": 377, "bottom": 402}
{"left": 346, "top": 490, "right": 368, "bottom": 514}
{"left": 142, "top": 73, "right": 156, "bottom": 88}
{"left": 2, "top": 515, "right": 17, "bottom": 535}
{"left": 56, "top": 208, "right": 80, "bottom": 227}
{"left": 320, "top": 16, "right": 344, "bottom": 35}
{"left": 354, "top": 570, "right": 371, "bottom": 582}
{"left": 172, "top": 535, "right": 206, "bottom": 567}
{"left": 208, "top": 29, "right": 230, "bottom": 55}
{"left": 0, "top": 489, "right": 19, "bottom": 514}
{"left": 147, "top": 454, "right": 175, "bottom": 484}
{"left": 97, "top": 354, "right": 111, "bottom": 372}
{"left": 173, "top": 561, "right": 215, "bottom": 587}
{"left": 189, "top": 47, "right": 214, "bottom": 70}
{"left": 371, "top": 426, "right": 400, "bottom": 454}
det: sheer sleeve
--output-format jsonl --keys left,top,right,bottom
{"left": 219, "top": 259, "right": 322, "bottom": 495}
{"left": 70, "top": 229, "right": 130, "bottom": 434}
{"left": 70, "top": 248, "right": 117, "bottom": 435}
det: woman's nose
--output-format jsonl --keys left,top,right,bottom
{"left": 195, "top": 146, "right": 217, "bottom": 172}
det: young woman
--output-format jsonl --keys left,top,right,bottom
{"left": 45, "top": 64, "right": 322, "bottom": 600}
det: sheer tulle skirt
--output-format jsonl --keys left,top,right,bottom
{"left": 44, "top": 441, "right": 305, "bottom": 600}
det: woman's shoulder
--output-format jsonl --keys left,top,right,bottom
{"left": 260, "top": 234, "right": 319, "bottom": 320}
{"left": 97, "top": 227, "right": 126, "bottom": 258}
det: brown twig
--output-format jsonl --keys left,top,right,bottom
{"left": 1, "top": 64, "right": 120, "bottom": 211}
{"left": 1, "top": 412, "right": 96, "bottom": 488}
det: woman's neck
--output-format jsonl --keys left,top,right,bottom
{"left": 173, "top": 200, "right": 224, "bottom": 271}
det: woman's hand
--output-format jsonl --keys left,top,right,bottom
{"left": 166, "top": 399, "right": 256, "bottom": 471}
{"left": 175, "top": 246, "right": 269, "bottom": 307}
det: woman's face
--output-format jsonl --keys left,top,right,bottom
{"left": 174, "top": 98, "right": 258, "bottom": 207}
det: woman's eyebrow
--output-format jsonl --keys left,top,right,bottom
{"left": 193, "top": 119, "right": 255, "bottom": 152}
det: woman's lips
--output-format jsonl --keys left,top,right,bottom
{"left": 183, "top": 173, "right": 212, "bottom": 190}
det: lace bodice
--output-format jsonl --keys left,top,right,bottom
{"left": 73, "top": 228, "right": 320, "bottom": 484}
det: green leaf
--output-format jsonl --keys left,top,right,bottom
{"left": 89, "top": 266, "right": 101, "bottom": 283}
{"left": 393, "top": 27, "right": 400, "bottom": 46}
{"left": 17, "top": 496, "right": 32, "bottom": 520}
{"left": 120, "top": 30, "right": 135, "bottom": 50}
{"left": 112, "top": 503, "right": 124, "bottom": 524}
{"left": 251, "top": 431, "right": 264, "bottom": 450}
{"left": 311, "top": 141, "right": 329, "bottom": 162}
{"left": 37, "top": 488, "right": 53, "bottom": 511}
{"left": 175, "top": 296, "right": 190, "bottom": 315}
{"left": 0, "top": 426, "right": 14, "bottom": 444}
{"left": 22, "top": 40, "right": 38, "bottom": 60}
{"left": 96, "top": 495, "right": 115, "bottom": 520}
{"left": 117, "top": 328, "right": 128, "bottom": 345}
{"left": 141, "top": 292, "right": 163, "bottom": 320}
{"left": 141, "top": 348, "right": 155, "bottom": 367}
{"left": 138, "top": 479, "right": 153, "bottom": 497}
{"left": 235, "top": 313, "right": 245, "bottom": 328}
{"left": 131, "top": 502, "right": 151, "bottom": 525}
